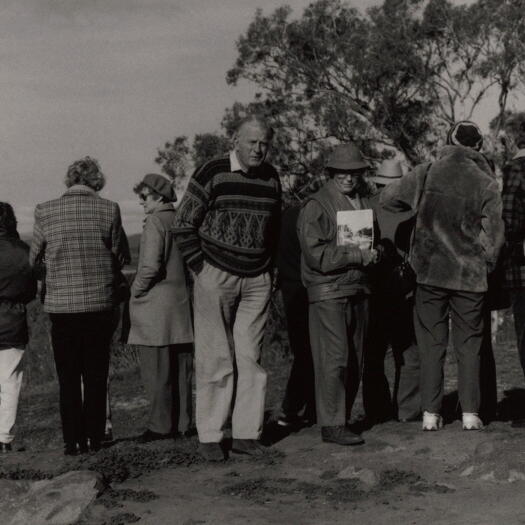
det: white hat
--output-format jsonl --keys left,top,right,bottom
{"left": 512, "top": 149, "right": 525, "bottom": 161}
{"left": 370, "top": 159, "right": 403, "bottom": 185}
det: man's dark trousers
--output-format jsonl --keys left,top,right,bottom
{"left": 50, "top": 311, "right": 114, "bottom": 446}
{"left": 414, "top": 284, "right": 485, "bottom": 415}
{"left": 364, "top": 294, "right": 420, "bottom": 422}
{"left": 309, "top": 295, "right": 369, "bottom": 427}
{"left": 280, "top": 280, "right": 315, "bottom": 421}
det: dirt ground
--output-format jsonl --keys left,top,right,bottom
{"left": 3, "top": 342, "right": 525, "bottom": 525}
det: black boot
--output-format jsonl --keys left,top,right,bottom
{"left": 321, "top": 426, "right": 364, "bottom": 446}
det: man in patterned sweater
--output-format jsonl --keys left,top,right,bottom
{"left": 173, "top": 115, "right": 281, "bottom": 460}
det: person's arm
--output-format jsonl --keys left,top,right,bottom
{"left": 111, "top": 203, "right": 131, "bottom": 268}
{"left": 29, "top": 205, "right": 46, "bottom": 271}
{"left": 480, "top": 180, "right": 505, "bottom": 272}
{"left": 380, "top": 163, "right": 429, "bottom": 213}
{"left": 172, "top": 163, "right": 213, "bottom": 274}
{"left": 298, "top": 200, "right": 368, "bottom": 273}
{"left": 131, "top": 215, "right": 164, "bottom": 298}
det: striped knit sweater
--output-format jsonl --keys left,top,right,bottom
{"left": 173, "top": 155, "right": 281, "bottom": 276}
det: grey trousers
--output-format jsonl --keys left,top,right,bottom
{"left": 414, "top": 284, "right": 485, "bottom": 414}
{"left": 309, "top": 295, "right": 369, "bottom": 427}
{"left": 364, "top": 295, "right": 420, "bottom": 422}
{"left": 138, "top": 344, "right": 193, "bottom": 434}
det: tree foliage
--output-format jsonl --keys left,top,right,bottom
{"left": 156, "top": 0, "right": 525, "bottom": 196}
{"left": 154, "top": 136, "right": 191, "bottom": 191}
{"left": 155, "top": 133, "right": 230, "bottom": 192}
{"left": 225, "top": 0, "right": 525, "bottom": 178}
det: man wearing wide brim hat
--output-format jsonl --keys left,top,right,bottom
{"left": 297, "top": 143, "right": 378, "bottom": 446}
{"left": 370, "top": 159, "right": 404, "bottom": 186}
{"left": 365, "top": 159, "right": 421, "bottom": 424}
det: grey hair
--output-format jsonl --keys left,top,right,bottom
{"left": 235, "top": 115, "right": 274, "bottom": 141}
{"left": 65, "top": 156, "right": 106, "bottom": 191}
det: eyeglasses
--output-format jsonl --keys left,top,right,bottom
{"left": 139, "top": 192, "right": 151, "bottom": 201}
{"left": 334, "top": 171, "right": 364, "bottom": 181}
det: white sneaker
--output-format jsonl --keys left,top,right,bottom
{"left": 462, "top": 413, "right": 483, "bottom": 430}
{"left": 422, "top": 411, "right": 443, "bottom": 431}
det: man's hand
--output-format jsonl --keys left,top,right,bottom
{"left": 360, "top": 248, "right": 378, "bottom": 267}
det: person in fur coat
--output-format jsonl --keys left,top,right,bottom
{"left": 380, "top": 121, "right": 504, "bottom": 431}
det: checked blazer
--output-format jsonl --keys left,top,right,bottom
{"left": 502, "top": 166, "right": 525, "bottom": 289}
{"left": 29, "top": 185, "right": 131, "bottom": 313}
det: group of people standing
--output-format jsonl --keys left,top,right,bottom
{"left": 0, "top": 115, "right": 524, "bottom": 459}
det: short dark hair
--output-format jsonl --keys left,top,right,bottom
{"left": 0, "top": 202, "right": 18, "bottom": 236}
{"left": 236, "top": 115, "right": 274, "bottom": 140}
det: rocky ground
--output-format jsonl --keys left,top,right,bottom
{"left": 2, "top": 342, "right": 525, "bottom": 524}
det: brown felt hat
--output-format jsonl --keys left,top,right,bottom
{"left": 326, "top": 144, "right": 369, "bottom": 170}
{"left": 370, "top": 159, "right": 403, "bottom": 185}
{"left": 141, "top": 173, "right": 177, "bottom": 202}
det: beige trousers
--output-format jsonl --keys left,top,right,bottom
{"left": 193, "top": 262, "right": 271, "bottom": 443}
{"left": 0, "top": 347, "right": 24, "bottom": 444}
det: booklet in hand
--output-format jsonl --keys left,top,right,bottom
{"left": 336, "top": 209, "right": 374, "bottom": 250}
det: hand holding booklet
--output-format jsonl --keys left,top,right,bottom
{"left": 336, "top": 209, "right": 374, "bottom": 250}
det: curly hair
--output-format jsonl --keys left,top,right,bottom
{"left": 0, "top": 202, "right": 18, "bottom": 236}
{"left": 65, "top": 156, "right": 106, "bottom": 191}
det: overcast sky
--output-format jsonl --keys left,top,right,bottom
{"left": 0, "top": 0, "right": 501, "bottom": 234}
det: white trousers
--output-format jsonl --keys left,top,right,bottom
{"left": 0, "top": 347, "right": 24, "bottom": 444}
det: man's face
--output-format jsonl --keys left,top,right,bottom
{"left": 234, "top": 122, "right": 271, "bottom": 171}
{"left": 332, "top": 169, "right": 367, "bottom": 196}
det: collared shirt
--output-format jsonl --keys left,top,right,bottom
{"left": 229, "top": 150, "right": 245, "bottom": 173}
{"left": 347, "top": 195, "right": 362, "bottom": 210}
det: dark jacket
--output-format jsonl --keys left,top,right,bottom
{"left": 298, "top": 179, "right": 372, "bottom": 302}
{"left": 276, "top": 205, "right": 302, "bottom": 284}
{"left": 380, "top": 146, "right": 504, "bottom": 293}
{"left": 0, "top": 232, "right": 36, "bottom": 349}
{"left": 369, "top": 192, "right": 414, "bottom": 295}
{"left": 501, "top": 162, "right": 525, "bottom": 289}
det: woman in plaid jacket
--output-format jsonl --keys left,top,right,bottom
{"left": 29, "top": 157, "right": 130, "bottom": 455}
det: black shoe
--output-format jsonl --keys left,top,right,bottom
{"left": 0, "top": 442, "right": 12, "bottom": 453}
{"left": 64, "top": 442, "right": 78, "bottom": 456}
{"left": 511, "top": 418, "right": 525, "bottom": 428}
{"left": 138, "top": 429, "right": 171, "bottom": 443}
{"left": 103, "top": 428, "right": 114, "bottom": 443}
{"left": 78, "top": 441, "right": 89, "bottom": 454}
{"left": 198, "top": 442, "right": 225, "bottom": 462}
{"left": 231, "top": 439, "right": 267, "bottom": 456}
{"left": 321, "top": 426, "right": 365, "bottom": 446}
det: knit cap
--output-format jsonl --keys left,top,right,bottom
{"left": 446, "top": 121, "right": 483, "bottom": 151}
